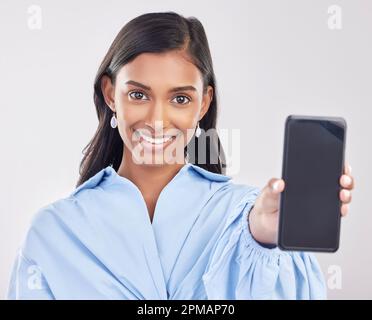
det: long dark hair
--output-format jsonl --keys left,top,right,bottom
{"left": 76, "top": 12, "right": 226, "bottom": 188}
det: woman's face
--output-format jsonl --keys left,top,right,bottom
{"left": 102, "top": 50, "right": 213, "bottom": 166}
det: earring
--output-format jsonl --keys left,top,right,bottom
{"left": 195, "top": 121, "right": 201, "bottom": 138}
{"left": 110, "top": 112, "right": 117, "bottom": 129}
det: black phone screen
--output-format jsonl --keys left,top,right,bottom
{"left": 278, "top": 115, "right": 346, "bottom": 252}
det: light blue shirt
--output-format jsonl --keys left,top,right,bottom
{"left": 7, "top": 163, "right": 327, "bottom": 299}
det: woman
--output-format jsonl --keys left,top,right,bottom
{"left": 7, "top": 12, "right": 354, "bottom": 300}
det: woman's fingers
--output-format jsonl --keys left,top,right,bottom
{"left": 257, "top": 178, "right": 285, "bottom": 214}
{"left": 341, "top": 203, "right": 349, "bottom": 217}
{"left": 271, "top": 178, "right": 285, "bottom": 194}
{"left": 340, "top": 174, "right": 355, "bottom": 190}
{"left": 340, "top": 189, "right": 352, "bottom": 204}
{"left": 344, "top": 162, "right": 352, "bottom": 175}
{"left": 340, "top": 162, "right": 354, "bottom": 217}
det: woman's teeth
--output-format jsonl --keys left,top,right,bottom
{"left": 142, "top": 135, "right": 173, "bottom": 144}
{"left": 135, "top": 131, "right": 174, "bottom": 145}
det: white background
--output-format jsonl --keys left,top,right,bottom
{"left": 0, "top": 0, "right": 371, "bottom": 299}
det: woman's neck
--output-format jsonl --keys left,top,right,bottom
{"left": 117, "top": 149, "right": 186, "bottom": 222}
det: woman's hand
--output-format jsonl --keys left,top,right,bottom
{"left": 248, "top": 162, "right": 355, "bottom": 246}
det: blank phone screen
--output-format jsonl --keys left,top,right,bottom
{"left": 279, "top": 116, "right": 346, "bottom": 252}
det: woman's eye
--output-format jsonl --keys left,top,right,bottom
{"left": 172, "top": 95, "right": 191, "bottom": 105}
{"left": 129, "top": 91, "right": 148, "bottom": 100}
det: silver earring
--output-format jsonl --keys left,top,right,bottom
{"left": 110, "top": 112, "right": 117, "bottom": 129}
{"left": 195, "top": 121, "right": 201, "bottom": 138}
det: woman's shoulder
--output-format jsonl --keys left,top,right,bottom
{"left": 187, "top": 163, "right": 232, "bottom": 183}
{"left": 26, "top": 166, "right": 114, "bottom": 236}
{"left": 187, "top": 164, "right": 261, "bottom": 207}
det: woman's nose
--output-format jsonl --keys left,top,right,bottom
{"left": 146, "top": 102, "right": 169, "bottom": 130}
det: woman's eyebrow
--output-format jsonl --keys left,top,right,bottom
{"left": 125, "top": 80, "right": 197, "bottom": 92}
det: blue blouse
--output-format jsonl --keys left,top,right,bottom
{"left": 7, "top": 163, "right": 327, "bottom": 299}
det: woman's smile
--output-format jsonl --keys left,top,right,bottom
{"left": 133, "top": 129, "right": 179, "bottom": 151}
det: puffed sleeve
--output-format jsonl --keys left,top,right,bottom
{"left": 202, "top": 189, "right": 327, "bottom": 300}
{"left": 7, "top": 249, "right": 54, "bottom": 300}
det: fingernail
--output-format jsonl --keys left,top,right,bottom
{"left": 272, "top": 181, "right": 280, "bottom": 191}
{"left": 343, "top": 175, "right": 352, "bottom": 186}
{"left": 348, "top": 165, "right": 352, "bottom": 174}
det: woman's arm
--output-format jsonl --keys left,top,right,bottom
{"left": 202, "top": 197, "right": 327, "bottom": 299}
{"left": 7, "top": 249, "right": 54, "bottom": 300}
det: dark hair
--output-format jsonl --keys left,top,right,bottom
{"left": 76, "top": 12, "right": 226, "bottom": 187}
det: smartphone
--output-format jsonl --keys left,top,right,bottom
{"left": 278, "top": 115, "right": 347, "bottom": 252}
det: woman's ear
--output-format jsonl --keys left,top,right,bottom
{"left": 199, "top": 85, "right": 213, "bottom": 120}
{"left": 101, "top": 75, "right": 115, "bottom": 112}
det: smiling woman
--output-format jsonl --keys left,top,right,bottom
{"left": 77, "top": 11, "right": 227, "bottom": 192}
{"left": 7, "top": 11, "right": 335, "bottom": 300}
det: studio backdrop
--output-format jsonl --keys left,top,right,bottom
{"left": 0, "top": 0, "right": 371, "bottom": 299}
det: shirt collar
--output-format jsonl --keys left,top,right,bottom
{"left": 70, "top": 163, "right": 231, "bottom": 197}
